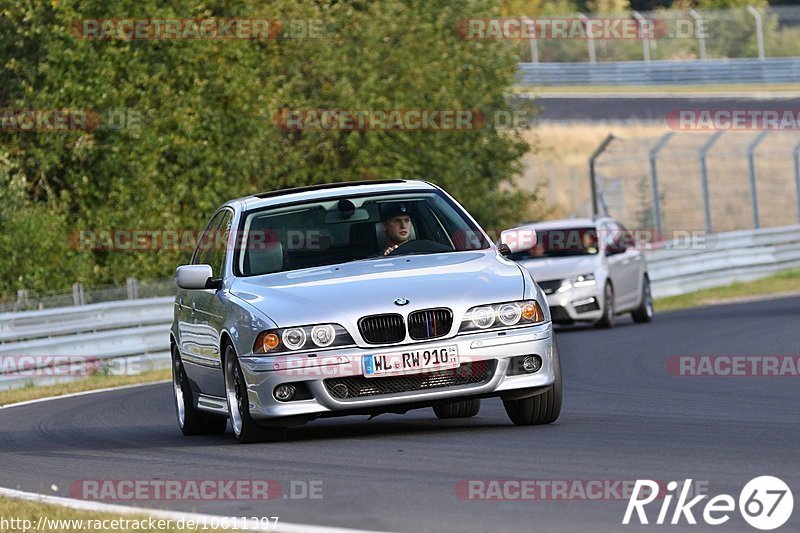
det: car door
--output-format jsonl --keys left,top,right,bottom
{"left": 179, "top": 209, "right": 230, "bottom": 368}
{"left": 190, "top": 208, "right": 233, "bottom": 370}
{"left": 609, "top": 221, "right": 642, "bottom": 310}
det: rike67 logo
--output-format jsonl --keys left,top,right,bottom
{"left": 623, "top": 477, "right": 793, "bottom": 530}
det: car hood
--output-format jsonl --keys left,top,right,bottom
{"left": 230, "top": 251, "right": 524, "bottom": 332}
{"left": 516, "top": 255, "right": 601, "bottom": 282}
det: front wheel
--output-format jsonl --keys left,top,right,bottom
{"left": 594, "top": 282, "right": 616, "bottom": 329}
{"left": 631, "top": 276, "right": 654, "bottom": 323}
{"left": 433, "top": 399, "right": 481, "bottom": 419}
{"left": 224, "top": 344, "right": 287, "bottom": 444}
{"left": 503, "top": 341, "right": 562, "bottom": 426}
{"left": 172, "top": 345, "right": 227, "bottom": 436}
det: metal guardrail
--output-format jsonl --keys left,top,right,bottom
{"left": 517, "top": 58, "right": 800, "bottom": 86}
{"left": 1, "top": 226, "right": 798, "bottom": 390}
{"left": 646, "top": 225, "right": 800, "bottom": 297}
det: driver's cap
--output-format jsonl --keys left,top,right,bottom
{"left": 380, "top": 202, "right": 410, "bottom": 221}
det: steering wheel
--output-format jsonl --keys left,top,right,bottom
{"left": 385, "top": 239, "right": 454, "bottom": 256}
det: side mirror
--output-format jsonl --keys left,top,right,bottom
{"left": 499, "top": 228, "right": 537, "bottom": 254}
{"left": 176, "top": 265, "right": 220, "bottom": 290}
{"left": 605, "top": 241, "right": 627, "bottom": 255}
{"left": 498, "top": 243, "right": 512, "bottom": 256}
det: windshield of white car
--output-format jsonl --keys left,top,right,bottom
{"left": 508, "top": 227, "right": 599, "bottom": 260}
{"left": 235, "top": 190, "right": 491, "bottom": 276}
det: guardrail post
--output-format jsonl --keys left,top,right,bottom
{"left": 126, "top": 277, "right": 139, "bottom": 300}
{"left": 747, "top": 131, "right": 768, "bottom": 229}
{"left": 649, "top": 132, "right": 674, "bottom": 237}
{"left": 523, "top": 17, "right": 538, "bottom": 63}
{"left": 589, "top": 134, "right": 615, "bottom": 217}
{"left": 793, "top": 140, "right": 800, "bottom": 224}
{"left": 699, "top": 131, "right": 724, "bottom": 234}
{"left": 578, "top": 13, "right": 597, "bottom": 64}
{"left": 632, "top": 11, "right": 651, "bottom": 63}
{"left": 689, "top": 9, "right": 707, "bottom": 60}
{"left": 72, "top": 283, "right": 85, "bottom": 306}
{"left": 16, "top": 289, "right": 29, "bottom": 310}
{"left": 747, "top": 6, "right": 766, "bottom": 60}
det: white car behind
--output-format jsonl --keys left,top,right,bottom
{"left": 507, "top": 217, "right": 653, "bottom": 328}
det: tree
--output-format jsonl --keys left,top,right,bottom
{"left": 0, "top": 0, "right": 537, "bottom": 296}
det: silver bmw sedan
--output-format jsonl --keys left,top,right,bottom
{"left": 170, "top": 179, "right": 561, "bottom": 443}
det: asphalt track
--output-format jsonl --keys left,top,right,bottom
{"left": 1, "top": 296, "right": 798, "bottom": 532}
{"left": 527, "top": 94, "right": 800, "bottom": 121}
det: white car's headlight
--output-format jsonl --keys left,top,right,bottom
{"left": 557, "top": 273, "right": 596, "bottom": 292}
{"left": 459, "top": 300, "right": 546, "bottom": 333}
{"left": 254, "top": 323, "right": 354, "bottom": 354}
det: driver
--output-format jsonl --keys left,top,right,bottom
{"left": 380, "top": 202, "right": 413, "bottom": 255}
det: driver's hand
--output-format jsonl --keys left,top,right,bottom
{"left": 383, "top": 244, "right": 399, "bottom": 256}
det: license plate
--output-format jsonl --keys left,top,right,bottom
{"left": 363, "top": 346, "right": 459, "bottom": 377}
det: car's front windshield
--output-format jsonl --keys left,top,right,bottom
{"left": 236, "top": 189, "right": 491, "bottom": 276}
{"left": 508, "top": 227, "right": 599, "bottom": 260}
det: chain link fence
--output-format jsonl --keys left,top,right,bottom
{"left": 516, "top": 5, "right": 800, "bottom": 63}
{"left": 0, "top": 278, "right": 176, "bottom": 313}
{"left": 591, "top": 131, "right": 800, "bottom": 237}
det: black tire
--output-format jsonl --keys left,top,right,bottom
{"left": 433, "top": 399, "right": 481, "bottom": 419}
{"left": 594, "top": 282, "right": 616, "bottom": 328}
{"left": 172, "top": 345, "right": 227, "bottom": 436}
{"left": 631, "top": 275, "right": 654, "bottom": 323}
{"left": 224, "top": 344, "right": 287, "bottom": 444}
{"left": 503, "top": 341, "right": 562, "bottom": 426}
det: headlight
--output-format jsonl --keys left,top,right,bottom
{"left": 254, "top": 323, "right": 354, "bottom": 354}
{"left": 557, "top": 273, "right": 596, "bottom": 292}
{"left": 459, "top": 300, "right": 546, "bottom": 333}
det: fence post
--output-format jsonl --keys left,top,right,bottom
{"left": 649, "top": 132, "right": 674, "bottom": 237}
{"left": 578, "top": 13, "right": 597, "bottom": 64}
{"left": 689, "top": 9, "right": 707, "bottom": 60}
{"left": 793, "top": 139, "right": 800, "bottom": 224}
{"left": 747, "top": 131, "right": 768, "bottom": 229}
{"left": 589, "top": 134, "right": 615, "bottom": 217}
{"left": 72, "top": 283, "right": 85, "bottom": 306}
{"left": 523, "top": 17, "right": 538, "bottom": 63}
{"left": 699, "top": 131, "right": 724, "bottom": 234}
{"left": 632, "top": 11, "right": 651, "bottom": 63}
{"left": 747, "top": 6, "right": 765, "bottom": 60}
{"left": 126, "top": 277, "right": 139, "bottom": 300}
{"left": 16, "top": 289, "right": 29, "bottom": 310}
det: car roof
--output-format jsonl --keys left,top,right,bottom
{"left": 224, "top": 179, "right": 439, "bottom": 211}
{"left": 513, "top": 216, "right": 614, "bottom": 231}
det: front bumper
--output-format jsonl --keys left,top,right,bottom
{"left": 545, "top": 284, "right": 603, "bottom": 323}
{"left": 238, "top": 322, "right": 555, "bottom": 420}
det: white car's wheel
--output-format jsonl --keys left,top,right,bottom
{"left": 594, "top": 282, "right": 616, "bottom": 328}
{"left": 631, "top": 276, "right": 654, "bottom": 323}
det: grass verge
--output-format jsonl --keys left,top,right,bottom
{"left": 654, "top": 269, "right": 800, "bottom": 312}
{"left": 0, "top": 368, "right": 171, "bottom": 407}
{"left": 0, "top": 496, "right": 230, "bottom": 532}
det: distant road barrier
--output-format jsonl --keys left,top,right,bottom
{"left": 517, "top": 58, "right": 800, "bottom": 86}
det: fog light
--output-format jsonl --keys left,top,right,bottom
{"left": 273, "top": 384, "right": 296, "bottom": 402}
{"left": 522, "top": 355, "right": 542, "bottom": 373}
{"left": 331, "top": 383, "right": 349, "bottom": 399}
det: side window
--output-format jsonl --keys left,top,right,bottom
{"left": 192, "top": 210, "right": 227, "bottom": 270}
{"left": 208, "top": 211, "right": 233, "bottom": 277}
